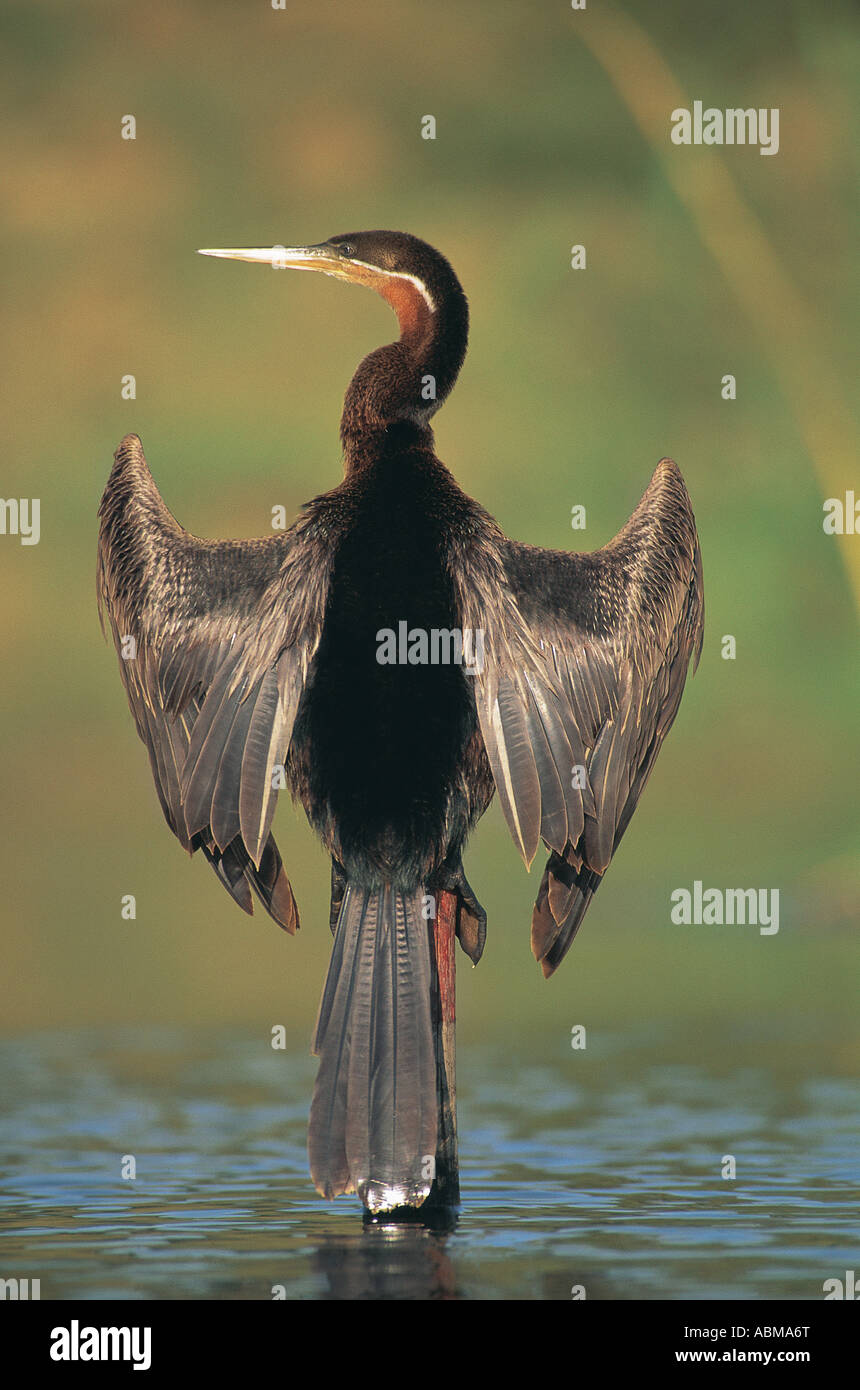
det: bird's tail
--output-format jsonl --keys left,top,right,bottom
{"left": 308, "top": 883, "right": 437, "bottom": 1212}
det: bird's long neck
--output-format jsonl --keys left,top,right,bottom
{"left": 340, "top": 274, "right": 468, "bottom": 472}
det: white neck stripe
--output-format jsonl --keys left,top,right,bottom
{"left": 352, "top": 260, "right": 436, "bottom": 314}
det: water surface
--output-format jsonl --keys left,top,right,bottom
{"left": 0, "top": 1027, "right": 856, "bottom": 1300}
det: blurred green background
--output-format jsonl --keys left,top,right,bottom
{"left": 1, "top": 0, "right": 857, "bottom": 1068}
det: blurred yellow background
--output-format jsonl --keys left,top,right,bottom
{"left": 1, "top": 0, "right": 857, "bottom": 1062}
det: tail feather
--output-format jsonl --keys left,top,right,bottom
{"left": 309, "top": 884, "right": 437, "bottom": 1212}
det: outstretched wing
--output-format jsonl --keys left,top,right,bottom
{"left": 97, "top": 433, "right": 337, "bottom": 931}
{"left": 456, "top": 458, "right": 703, "bottom": 976}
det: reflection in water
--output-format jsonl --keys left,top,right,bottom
{"left": 0, "top": 1026, "right": 857, "bottom": 1300}
{"left": 314, "top": 1226, "right": 460, "bottom": 1300}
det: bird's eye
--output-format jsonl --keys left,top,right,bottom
{"left": 340, "top": 243, "right": 356, "bottom": 258}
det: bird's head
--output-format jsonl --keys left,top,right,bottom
{"left": 198, "top": 231, "right": 468, "bottom": 453}
{"left": 200, "top": 231, "right": 464, "bottom": 339}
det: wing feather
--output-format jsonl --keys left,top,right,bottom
{"left": 98, "top": 433, "right": 338, "bottom": 927}
{"left": 453, "top": 458, "right": 703, "bottom": 974}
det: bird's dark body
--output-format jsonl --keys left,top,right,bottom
{"left": 288, "top": 430, "right": 492, "bottom": 888}
{"left": 98, "top": 229, "right": 703, "bottom": 1213}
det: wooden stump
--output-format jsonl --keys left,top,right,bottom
{"left": 425, "top": 888, "right": 459, "bottom": 1211}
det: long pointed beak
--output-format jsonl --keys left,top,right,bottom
{"left": 197, "top": 245, "right": 343, "bottom": 274}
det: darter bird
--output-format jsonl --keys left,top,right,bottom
{"left": 98, "top": 231, "right": 703, "bottom": 1216}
